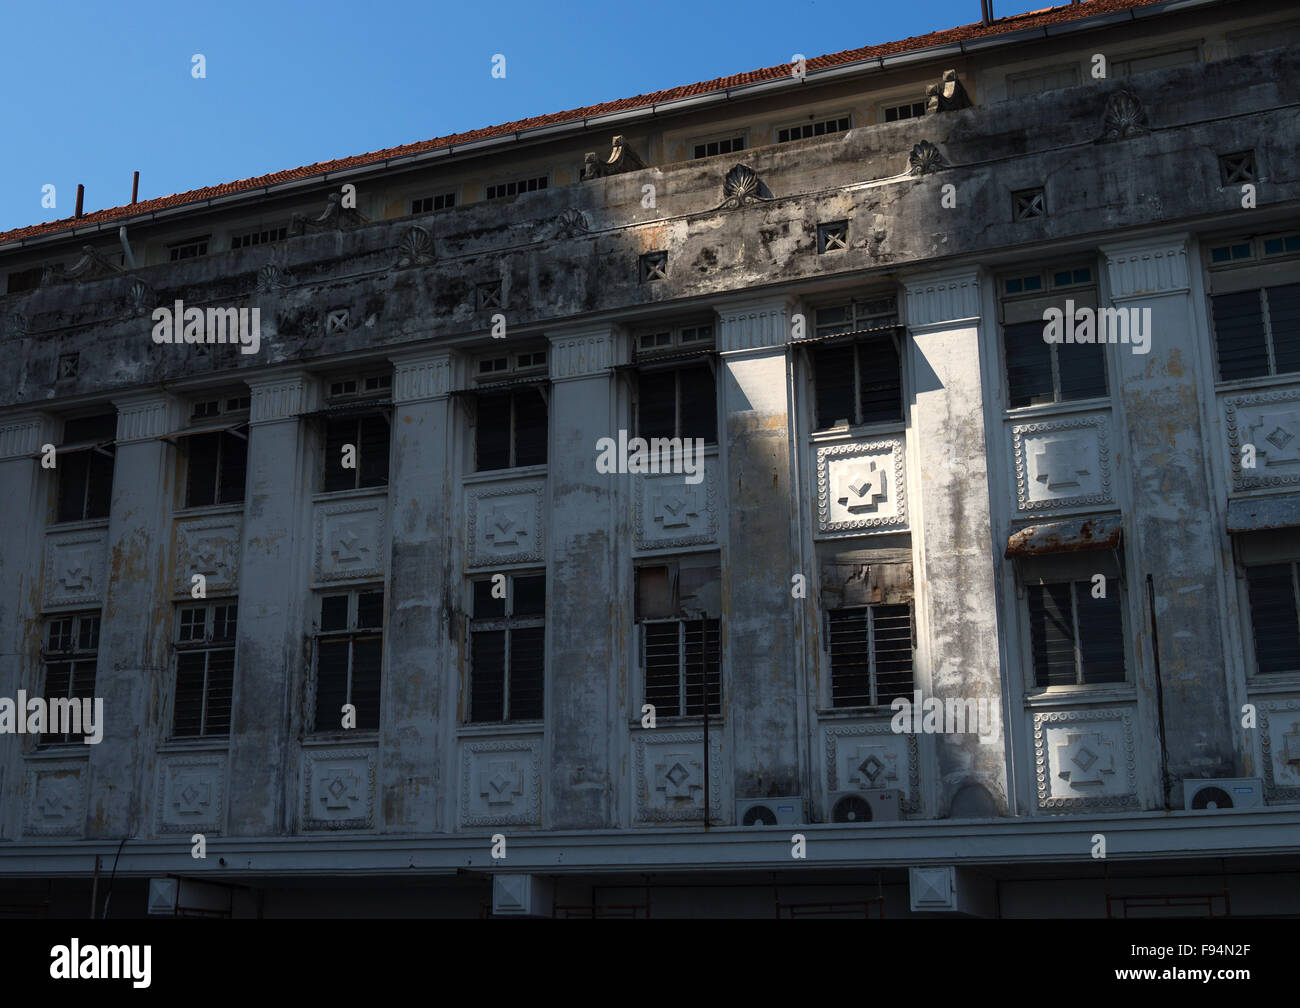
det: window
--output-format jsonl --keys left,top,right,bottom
{"left": 411, "top": 192, "right": 456, "bottom": 214}
{"left": 777, "top": 115, "right": 851, "bottom": 143}
{"left": 230, "top": 226, "right": 286, "bottom": 250}
{"left": 827, "top": 605, "right": 914, "bottom": 707}
{"left": 882, "top": 101, "right": 926, "bottom": 123}
{"left": 6, "top": 266, "right": 44, "bottom": 294}
{"left": 313, "top": 588, "right": 384, "bottom": 731}
{"left": 39, "top": 613, "right": 99, "bottom": 745}
{"left": 168, "top": 236, "right": 210, "bottom": 261}
{"left": 1244, "top": 563, "right": 1300, "bottom": 674}
{"left": 184, "top": 430, "right": 247, "bottom": 507}
{"left": 809, "top": 297, "right": 903, "bottom": 429}
{"left": 323, "top": 414, "right": 390, "bottom": 491}
{"left": 818, "top": 220, "right": 849, "bottom": 253}
{"left": 691, "top": 135, "right": 745, "bottom": 159}
{"left": 1007, "top": 65, "right": 1080, "bottom": 98}
{"left": 1206, "top": 233, "right": 1300, "bottom": 381}
{"left": 172, "top": 602, "right": 236, "bottom": 738}
{"left": 475, "top": 388, "right": 547, "bottom": 470}
{"left": 467, "top": 573, "right": 545, "bottom": 723}
{"left": 634, "top": 324, "right": 717, "bottom": 443}
{"left": 1001, "top": 265, "right": 1106, "bottom": 408}
{"left": 55, "top": 413, "right": 116, "bottom": 523}
{"left": 636, "top": 557, "right": 721, "bottom": 718}
{"left": 486, "top": 176, "right": 547, "bottom": 200}
{"left": 1026, "top": 581, "right": 1125, "bottom": 687}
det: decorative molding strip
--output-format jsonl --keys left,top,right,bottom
{"left": 903, "top": 271, "right": 981, "bottom": 329}
{"left": 548, "top": 330, "right": 614, "bottom": 379}
{"left": 0, "top": 415, "right": 48, "bottom": 459}
{"left": 1102, "top": 241, "right": 1189, "bottom": 299}
{"left": 392, "top": 353, "right": 452, "bottom": 404}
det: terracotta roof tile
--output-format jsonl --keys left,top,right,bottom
{"left": 0, "top": 0, "right": 1168, "bottom": 246}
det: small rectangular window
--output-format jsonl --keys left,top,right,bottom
{"left": 411, "top": 192, "right": 456, "bottom": 214}
{"left": 1007, "top": 65, "right": 1080, "bottom": 99}
{"left": 1026, "top": 580, "right": 1125, "bottom": 687}
{"left": 1245, "top": 563, "right": 1300, "bottom": 674}
{"left": 475, "top": 388, "right": 548, "bottom": 471}
{"left": 39, "top": 613, "right": 100, "bottom": 746}
{"left": 827, "top": 605, "right": 914, "bottom": 707}
{"left": 56, "top": 414, "right": 116, "bottom": 523}
{"left": 777, "top": 116, "right": 851, "bottom": 143}
{"left": 818, "top": 220, "right": 849, "bottom": 253}
{"left": 172, "top": 602, "right": 237, "bottom": 738}
{"left": 230, "top": 227, "right": 287, "bottom": 250}
{"left": 313, "top": 588, "right": 384, "bottom": 732}
{"left": 882, "top": 101, "right": 926, "bottom": 123}
{"left": 6, "top": 266, "right": 45, "bottom": 294}
{"left": 691, "top": 135, "right": 746, "bottom": 159}
{"left": 485, "top": 176, "right": 548, "bottom": 200}
{"left": 468, "top": 573, "right": 546, "bottom": 723}
{"left": 168, "top": 236, "right": 210, "bottom": 261}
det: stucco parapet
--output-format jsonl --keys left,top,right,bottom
{"left": 1100, "top": 236, "right": 1191, "bottom": 300}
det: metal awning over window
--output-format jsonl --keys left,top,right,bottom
{"left": 1227, "top": 496, "right": 1300, "bottom": 534}
{"left": 1005, "top": 516, "right": 1123, "bottom": 559}
{"left": 26, "top": 438, "right": 114, "bottom": 460}
{"left": 450, "top": 376, "right": 550, "bottom": 397}
{"left": 623, "top": 346, "right": 717, "bottom": 370}
{"left": 302, "top": 397, "right": 393, "bottom": 420}
{"left": 158, "top": 419, "right": 249, "bottom": 443}
{"left": 792, "top": 323, "right": 905, "bottom": 349}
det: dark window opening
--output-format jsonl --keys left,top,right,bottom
{"left": 313, "top": 589, "right": 384, "bottom": 732}
{"left": 475, "top": 388, "right": 547, "bottom": 471}
{"left": 469, "top": 573, "right": 545, "bottom": 723}
{"left": 1027, "top": 581, "right": 1125, "bottom": 687}
{"left": 323, "top": 413, "right": 390, "bottom": 491}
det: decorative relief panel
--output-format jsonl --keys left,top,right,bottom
{"left": 301, "top": 748, "right": 376, "bottom": 831}
{"left": 1224, "top": 388, "right": 1300, "bottom": 491}
{"left": 23, "top": 760, "right": 86, "bottom": 838}
{"left": 633, "top": 731, "right": 724, "bottom": 824}
{"left": 313, "top": 499, "right": 387, "bottom": 584}
{"left": 459, "top": 736, "right": 542, "bottom": 827}
{"left": 1011, "top": 413, "right": 1112, "bottom": 512}
{"left": 156, "top": 754, "right": 225, "bottom": 834}
{"left": 43, "top": 530, "right": 108, "bottom": 609}
{"left": 466, "top": 481, "right": 545, "bottom": 568}
{"left": 822, "top": 720, "right": 920, "bottom": 813}
{"left": 1259, "top": 698, "right": 1300, "bottom": 802}
{"left": 634, "top": 464, "right": 718, "bottom": 551}
{"left": 815, "top": 439, "right": 907, "bottom": 535}
{"left": 1033, "top": 707, "right": 1139, "bottom": 811}
{"left": 173, "top": 516, "right": 242, "bottom": 596}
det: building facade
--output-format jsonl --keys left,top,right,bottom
{"left": 2, "top": 0, "right": 1299, "bottom": 917}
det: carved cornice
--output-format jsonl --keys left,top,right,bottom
{"left": 0, "top": 414, "right": 50, "bottom": 460}
{"left": 391, "top": 351, "right": 452, "bottom": 404}
{"left": 548, "top": 327, "right": 615, "bottom": 380}
{"left": 714, "top": 296, "right": 794, "bottom": 353}
{"left": 247, "top": 372, "right": 316, "bottom": 425}
{"left": 1101, "top": 239, "right": 1190, "bottom": 300}
{"left": 111, "top": 394, "right": 183, "bottom": 444}
{"left": 903, "top": 270, "right": 982, "bottom": 329}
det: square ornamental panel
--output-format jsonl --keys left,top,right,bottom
{"left": 300, "top": 748, "right": 376, "bottom": 831}
{"left": 23, "top": 760, "right": 87, "bottom": 838}
{"left": 459, "top": 736, "right": 542, "bottom": 828}
{"left": 313, "top": 499, "right": 387, "bottom": 584}
{"left": 633, "top": 730, "right": 725, "bottom": 825}
{"left": 155, "top": 753, "right": 226, "bottom": 835}
{"left": 1259, "top": 698, "right": 1300, "bottom": 802}
{"left": 1011, "top": 413, "right": 1113, "bottom": 512}
{"left": 634, "top": 465, "right": 718, "bottom": 551}
{"left": 466, "top": 481, "right": 545, "bottom": 568}
{"left": 173, "top": 516, "right": 242, "bottom": 597}
{"left": 1224, "top": 388, "right": 1300, "bottom": 491}
{"left": 815, "top": 439, "right": 907, "bottom": 535}
{"left": 1033, "top": 707, "right": 1139, "bottom": 812}
{"left": 822, "top": 720, "right": 920, "bottom": 813}
{"left": 43, "top": 530, "right": 108, "bottom": 609}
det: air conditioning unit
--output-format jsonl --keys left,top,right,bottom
{"left": 736, "top": 797, "right": 805, "bottom": 826}
{"left": 829, "top": 789, "right": 902, "bottom": 823}
{"left": 1183, "top": 778, "right": 1264, "bottom": 811}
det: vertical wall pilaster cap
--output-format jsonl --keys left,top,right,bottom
{"left": 547, "top": 324, "right": 618, "bottom": 381}
{"left": 902, "top": 269, "right": 983, "bottom": 331}
{"left": 713, "top": 294, "right": 797, "bottom": 354}
{"left": 110, "top": 391, "right": 185, "bottom": 444}
{"left": 245, "top": 368, "right": 319, "bottom": 425}
{"left": 0, "top": 413, "right": 54, "bottom": 460}
{"left": 1100, "top": 235, "right": 1191, "bottom": 300}
{"left": 389, "top": 348, "right": 453, "bottom": 405}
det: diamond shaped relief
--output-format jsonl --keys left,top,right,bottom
{"left": 319, "top": 770, "right": 361, "bottom": 811}
{"left": 173, "top": 774, "right": 212, "bottom": 815}
{"left": 1055, "top": 731, "right": 1115, "bottom": 786}
{"left": 842, "top": 743, "right": 900, "bottom": 789}
{"left": 302, "top": 751, "right": 375, "bottom": 830}
{"left": 1247, "top": 411, "right": 1300, "bottom": 469}
{"left": 654, "top": 755, "right": 703, "bottom": 801}
{"left": 460, "top": 739, "right": 541, "bottom": 827}
{"left": 315, "top": 503, "right": 385, "bottom": 583}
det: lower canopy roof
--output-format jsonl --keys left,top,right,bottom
{"left": 1227, "top": 496, "right": 1300, "bottom": 534}
{"left": 1005, "top": 515, "right": 1123, "bottom": 559}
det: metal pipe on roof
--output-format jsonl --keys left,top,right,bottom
{"left": 131, "top": 171, "right": 139, "bottom": 205}
{"left": 118, "top": 226, "right": 136, "bottom": 271}
{"left": 75, "top": 185, "right": 84, "bottom": 218}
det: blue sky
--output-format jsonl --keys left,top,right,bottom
{"left": 0, "top": 0, "right": 1059, "bottom": 233}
